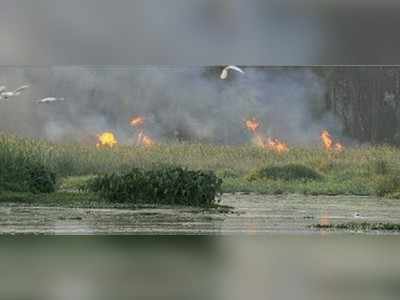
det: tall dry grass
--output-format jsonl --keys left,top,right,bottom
{"left": 1, "top": 133, "right": 400, "bottom": 196}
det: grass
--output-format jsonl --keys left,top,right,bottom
{"left": 246, "top": 164, "right": 323, "bottom": 182}
{"left": 0, "top": 191, "right": 101, "bottom": 208}
{"left": 0, "top": 191, "right": 177, "bottom": 209}
{"left": 1, "top": 133, "right": 400, "bottom": 207}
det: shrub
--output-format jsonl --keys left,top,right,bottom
{"left": 0, "top": 135, "right": 56, "bottom": 193}
{"left": 27, "top": 164, "right": 56, "bottom": 193}
{"left": 247, "top": 164, "right": 322, "bottom": 181}
{"left": 87, "top": 167, "right": 222, "bottom": 207}
{"left": 0, "top": 161, "right": 56, "bottom": 193}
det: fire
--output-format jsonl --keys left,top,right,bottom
{"left": 265, "top": 138, "right": 289, "bottom": 154}
{"left": 142, "top": 135, "right": 154, "bottom": 146}
{"left": 137, "top": 131, "right": 155, "bottom": 147}
{"left": 130, "top": 116, "right": 145, "bottom": 127}
{"left": 245, "top": 118, "right": 260, "bottom": 133}
{"left": 96, "top": 132, "right": 118, "bottom": 148}
{"left": 129, "top": 115, "right": 156, "bottom": 147}
{"left": 321, "top": 130, "right": 334, "bottom": 150}
{"left": 245, "top": 117, "right": 289, "bottom": 154}
{"left": 321, "top": 130, "right": 344, "bottom": 152}
{"left": 334, "top": 142, "right": 344, "bottom": 152}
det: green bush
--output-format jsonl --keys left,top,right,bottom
{"left": 27, "top": 164, "right": 56, "bottom": 193}
{"left": 0, "top": 134, "right": 56, "bottom": 193}
{"left": 87, "top": 167, "right": 222, "bottom": 207}
{"left": 247, "top": 164, "right": 322, "bottom": 182}
{"left": 0, "top": 162, "right": 56, "bottom": 193}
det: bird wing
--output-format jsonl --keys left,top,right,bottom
{"left": 13, "top": 85, "right": 29, "bottom": 94}
{"left": 37, "top": 98, "right": 52, "bottom": 103}
{"left": 37, "top": 97, "right": 64, "bottom": 103}
{"left": 1, "top": 92, "right": 13, "bottom": 98}
{"left": 227, "top": 65, "right": 244, "bottom": 74}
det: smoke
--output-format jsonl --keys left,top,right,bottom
{"left": 0, "top": 66, "right": 342, "bottom": 145}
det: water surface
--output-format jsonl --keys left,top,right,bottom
{"left": 1, "top": 194, "right": 399, "bottom": 234}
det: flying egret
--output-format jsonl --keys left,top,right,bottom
{"left": 36, "top": 97, "right": 65, "bottom": 103}
{"left": 0, "top": 85, "right": 29, "bottom": 100}
{"left": 220, "top": 65, "right": 244, "bottom": 80}
{"left": 0, "top": 86, "right": 5, "bottom": 100}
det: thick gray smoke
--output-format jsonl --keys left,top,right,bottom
{"left": 0, "top": 67, "right": 342, "bottom": 145}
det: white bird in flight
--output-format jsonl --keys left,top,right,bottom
{"left": 36, "top": 97, "right": 65, "bottom": 103}
{"left": 0, "top": 85, "right": 29, "bottom": 100}
{"left": 220, "top": 65, "right": 244, "bottom": 80}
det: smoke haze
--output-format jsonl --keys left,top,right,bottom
{"left": 0, "top": 66, "right": 341, "bottom": 145}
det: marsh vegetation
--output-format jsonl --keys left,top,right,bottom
{"left": 1, "top": 133, "right": 400, "bottom": 207}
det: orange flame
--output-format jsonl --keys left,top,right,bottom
{"left": 321, "top": 130, "right": 344, "bottom": 152}
{"left": 334, "top": 142, "right": 344, "bottom": 152}
{"left": 129, "top": 115, "right": 156, "bottom": 147}
{"left": 137, "top": 131, "right": 155, "bottom": 147}
{"left": 96, "top": 132, "right": 118, "bottom": 148}
{"left": 245, "top": 118, "right": 260, "bottom": 133}
{"left": 130, "top": 116, "right": 145, "bottom": 127}
{"left": 245, "top": 117, "right": 289, "bottom": 154}
{"left": 265, "top": 138, "right": 289, "bottom": 154}
{"left": 321, "top": 130, "right": 334, "bottom": 150}
{"left": 142, "top": 135, "right": 155, "bottom": 147}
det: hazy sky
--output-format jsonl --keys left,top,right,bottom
{"left": 1, "top": 0, "right": 400, "bottom": 65}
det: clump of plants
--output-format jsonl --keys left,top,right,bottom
{"left": 0, "top": 161, "right": 56, "bottom": 194}
{"left": 246, "top": 164, "right": 323, "bottom": 182}
{"left": 0, "top": 134, "right": 56, "bottom": 193}
{"left": 26, "top": 163, "right": 57, "bottom": 193}
{"left": 87, "top": 167, "right": 222, "bottom": 207}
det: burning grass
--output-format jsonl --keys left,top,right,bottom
{"left": 1, "top": 133, "right": 400, "bottom": 204}
{"left": 96, "top": 132, "right": 118, "bottom": 148}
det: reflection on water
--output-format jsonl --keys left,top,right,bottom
{"left": 0, "top": 236, "right": 399, "bottom": 300}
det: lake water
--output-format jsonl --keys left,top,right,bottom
{"left": 0, "top": 236, "right": 399, "bottom": 300}
{"left": 1, "top": 194, "right": 399, "bottom": 299}
{"left": 0, "top": 193, "right": 399, "bottom": 234}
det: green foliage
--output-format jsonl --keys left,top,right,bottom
{"left": 27, "top": 163, "right": 56, "bottom": 193}
{"left": 2, "top": 133, "right": 400, "bottom": 197}
{"left": 375, "top": 174, "right": 400, "bottom": 198}
{"left": 247, "top": 164, "right": 322, "bottom": 182}
{"left": 60, "top": 176, "right": 95, "bottom": 192}
{"left": 0, "top": 135, "right": 56, "bottom": 193}
{"left": 371, "top": 159, "right": 390, "bottom": 175}
{"left": 87, "top": 167, "right": 222, "bottom": 207}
